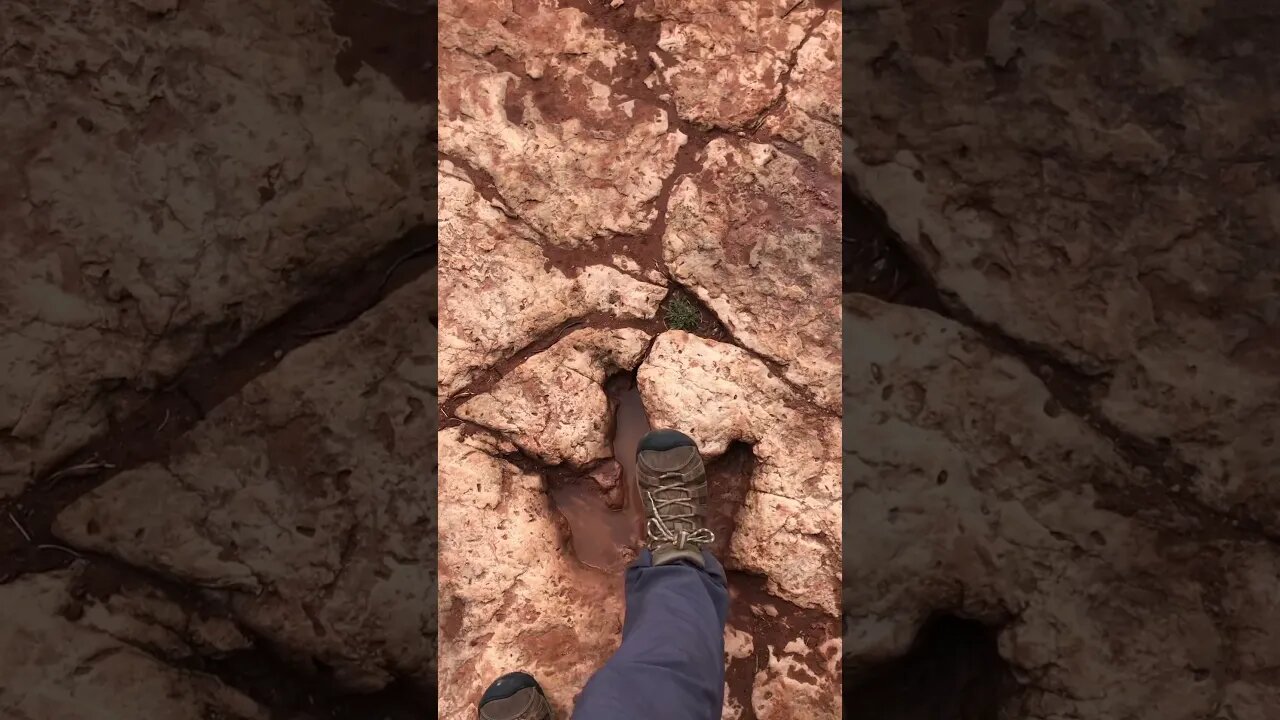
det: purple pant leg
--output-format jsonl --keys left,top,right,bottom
{"left": 571, "top": 550, "right": 730, "bottom": 720}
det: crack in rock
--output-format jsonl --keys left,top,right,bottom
{"left": 439, "top": 2, "right": 842, "bottom": 717}
{"left": 438, "top": 167, "right": 668, "bottom": 402}
{"left": 0, "top": 0, "right": 433, "bottom": 501}
{"left": 663, "top": 137, "right": 842, "bottom": 413}
{"left": 639, "top": 331, "right": 841, "bottom": 616}
{"left": 48, "top": 270, "right": 440, "bottom": 697}
{"left": 844, "top": 0, "right": 1280, "bottom": 542}
{"left": 0, "top": 229, "right": 437, "bottom": 586}
{"left": 457, "top": 327, "right": 653, "bottom": 467}
{"left": 843, "top": 178, "right": 1280, "bottom": 547}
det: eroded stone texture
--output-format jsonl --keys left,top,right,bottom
{"left": 726, "top": 579, "right": 842, "bottom": 720}
{"left": 751, "top": 648, "right": 840, "bottom": 720}
{"left": 440, "top": 328, "right": 842, "bottom": 717}
{"left": 53, "top": 272, "right": 438, "bottom": 692}
{"left": 0, "top": 569, "right": 263, "bottom": 719}
{"left": 844, "top": 0, "right": 1280, "bottom": 531}
{"left": 437, "top": 426, "right": 623, "bottom": 719}
{"left": 664, "top": 139, "right": 842, "bottom": 411}
{"left": 639, "top": 331, "right": 840, "bottom": 616}
{"left": 762, "top": 11, "right": 841, "bottom": 173}
{"left": 0, "top": 0, "right": 432, "bottom": 498}
{"left": 458, "top": 327, "right": 651, "bottom": 465}
{"left": 842, "top": 293, "right": 1280, "bottom": 718}
{"left": 437, "top": 2, "right": 843, "bottom": 717}
{"left": 637, "top": 0, "right": 827, "bottom": 130}
{"left": 439, "top": 166, "right": 666, "bottom": 399}
{"left": 439, "top": 0, "right": 684, "bottom": 246}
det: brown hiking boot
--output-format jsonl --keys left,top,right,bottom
{"left": 478, "top": 672, "right": 553, "bottom": 720}
{"left": 636, "top": 429, "right": 715, "bottom": 567}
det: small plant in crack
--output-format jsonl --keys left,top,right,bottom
{"left": 664, "top": 294, "right": 701, "bottom": 331}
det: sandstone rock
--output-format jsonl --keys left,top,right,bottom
{"left": 439, "top": 0, "right": 684, "bottom": 246}
{"left": 843, "top": 0, "right": 1280, "bottom": 531}
{"left": 0, "top": 570, "right": 264, "bottom": 719}
{"left": 613, "top": 255, "right": 668, "bottom": 286}
{"left": 841, "top": 293, "right": 1280, "bottom": 719}
{"left": 762, "top": 11, "right": 841, "bottom": 173}
{"left": 81, "top": 573, "right": 254, "bottom": 658}
{"left": 590, "top": 460, "right": 623, "bottom": 493}
{"left": 54, "top": 271, "right": 439, "bottom": 692}
{"left": 440, "top": 0, "right": 629, "bottom": 83}
{"left": 442, "top": 367, "right": 840, "bottom": 718}
{"left": 458, "top": 328, "right": 651, "bottom": 466}
{"left": 436, "top": 5, "right": 843, "bottom": 720}
{"left": 0, "top": 0, "right": 432, "bottom": 498}
{"left": 724, "top": 624, "right": 755, "bottom": 661}
{"left": 637, "top": 0, "right": 827, "bottom": 130}
{"left": 638, "top": 331, "right": 840, "bottom": 616}
{"left": 752, "top": 647, "right": 839, "bottom": 720}
{"left": 664, "top": 138, "right": 842, "bottom": 411}
{"left": 1219, "top": 683, "right": 1280, "bottom": 720}
{"left": 721, "top": 694, "right": 745, "bottom": 720}
{"left": 721, "top": 575, "right": 841, "bottom": 719}
{"left": 438, "top": 426, "right": 624, "bottom": 719}
{"left": 439, "top": 167, "right": 666, "bottom": 399}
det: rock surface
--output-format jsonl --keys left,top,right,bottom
{"left": 664, "top": 138, "right": 842, "bottom": 411}
{"left": 0, "top": 0, "right": 432, "bottom": 498}
{"left": 458, "top": 328, "right": 652, "bottom": 466}
{"left": 640, "top": 331, "right": 841, "bottom": 616}
{"left": 0, "top": 568, "right": 263, "bottom": 719}
{"left": 843, "top": 0, "right": 1280, "bottom": 532}
{"left": 842, "top": 5, "right": 1280, "bottom": 716}
{"left": 439, "top": 0, "right": 685, "bottom": 247}
{"left": 438, "top": 166, "right": 666, "bottom": 399}
{"left": 437, "top": 0, "right": 842, "bottom": 716}
{"left": 637, "top": 0, "right": 829, "bottom": 130}
{"left": 54, "top": 272, "right": 439, "bottom": 692}
{"left": 762, "top": 11, "right": 841, "bottom": 173}
{"left": 723, "top": 575, "right": 842, "bottom": 720}
{"left": 2, "top": 0, "right": 439, "bottom": 715}
{"left": 842, "top": 293, "right": 1280, "bottom": 719}
{"left": 437, "top": 426, "right": 625, "bottom": 719}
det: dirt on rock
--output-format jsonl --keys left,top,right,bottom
{"left": 0, "top": 0, "right": 434, "bottom": 503}
{"left": 546, "top": 374, "right": 652, "bottom": 573}
{"left": 842, "top": 2, "right": 1280, "bottom": 717}
{"left": 0, "top": 1, "right": 437, "bottom": 717}
{"left": 438, "top": 0, "right": 842, "bottom": 716}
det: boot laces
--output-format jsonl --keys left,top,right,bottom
{"left": 645, "top": 471, "right": 715, "bottom": 550}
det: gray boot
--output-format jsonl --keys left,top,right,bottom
{"left": 478, "top": 672, "right": 553, "bottom": 720}
{"left": 636, "top": 429, "right": 715, "bottom": 567}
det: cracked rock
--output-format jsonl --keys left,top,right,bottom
{"left": 664, "top": 138, "right": 842, "bottom": 412}
{"left": 439, "top": 0, "right": 685, "bottom": 246}
{"left": 53, "top": 271, "right": 439, "bottom": 692}
{"left": 762, "top": 11, "right": 841, "bottom": 173}
{"left": 457, "top": 327, "right": 652, "bottom": 466}
{"left": 751, "top": 643, "right": 840, "bottom": 720}
{"left": 844, "top": 0, "right": 1280, "bottom": 532}
{"left": 636, "top": 0, "right": 827, "bottom": 130}
{"left": 437, "top": 3, "right": 842, "bottom": 718}
{"left": 0, "top": 0, "right": 432, "bottom": 498}
{"left": 438, "top": 426, "right": 624, "bottom": 719}
{"left": 0, "top": 569, "right": 263, "bottom": 719}
{"left": 842, "top": 293, "right": 1280, "bottom": 719}
{"left": 439, "top": 166, "right": 666, "bottom": 399}
{"left": 638, "top": 331, "right": 841, "bottom": 617}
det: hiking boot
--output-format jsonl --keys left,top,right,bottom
{"left": 636, "top": 428, "right": 715, "bottom": 567}
{"left": 478, "top": 672, "right": 553, "bottom": 720}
